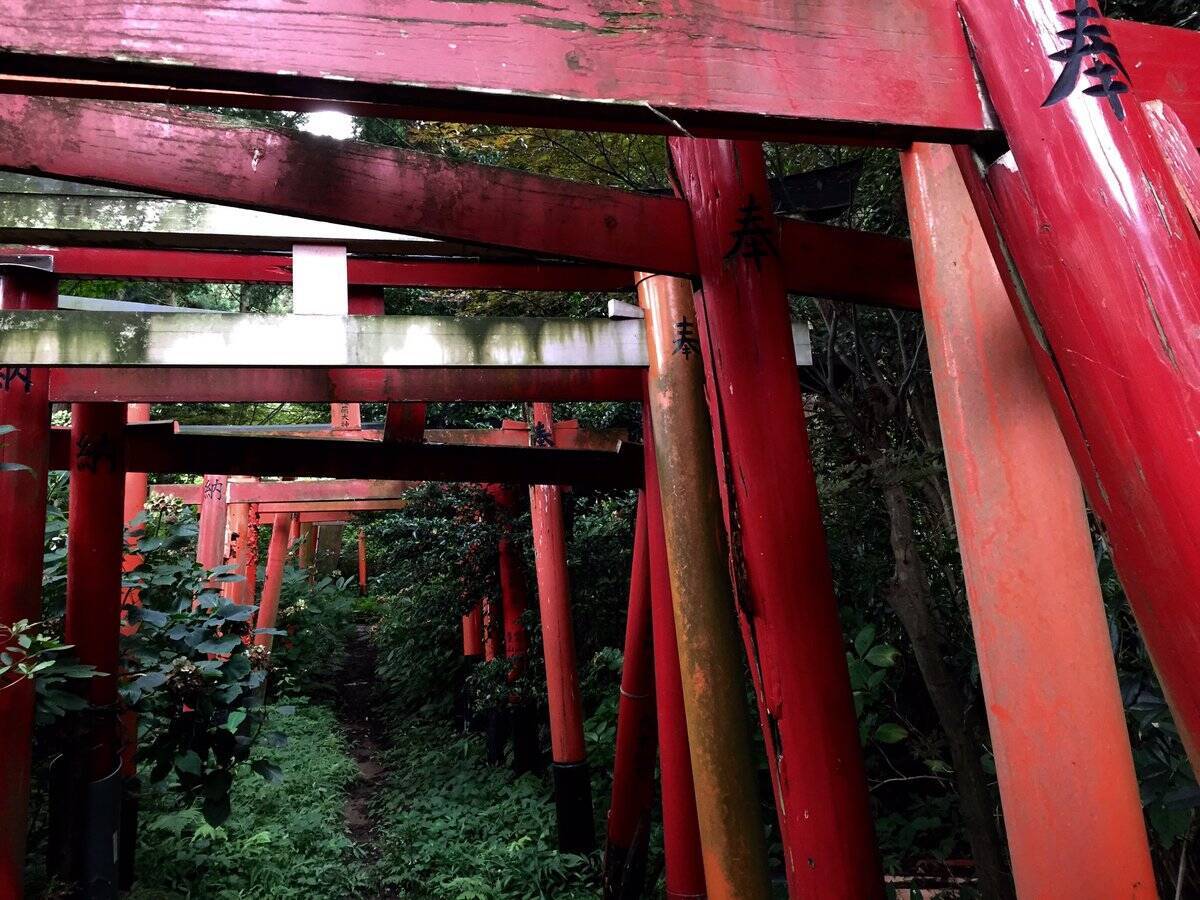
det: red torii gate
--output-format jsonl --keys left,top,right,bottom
{"left": 1, "top": 1, "right": 1199, "bottom": 897}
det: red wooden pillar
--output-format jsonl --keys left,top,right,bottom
{"left": 254, "top": 512, "right": 293, "bottom": 649}
{"left": 528, "top": 403, "right": 594, "bottom": 852}
{"left": 957, "top": 0, "right": 1200, "bottom": 773}
{"left": 463, "top": 604, "right": 484, "bottom": 657}
{"left": 243, "top": 503, "right": 261, "bottom": 604}
{"left": 0, "top": 262, "right": 56, "bottom": 900}
{"left": 902, "top": 142, "right": 1155, "bottom": 895}
{"left": 669, "top": 138, "right": 881, "bottom": 894}
{"left": 643, "top": 407, "right": 706, "bottom": 900}
{"left": 196, "top": 474, "right": 228, "bottom": 572}
{"left": 603, "top": 495, "right": 657, "bottom": 900}
{"left": 357, "top": 527, "right": 367, "bottom": 596}
{"left": 223, "top": 492, "right": 251, "bottom": 604}
{"left": 63, "top": 401, "right": 127, "bottom": 896}
{"left": 286, "top": 514, "right": 301, "bottom": 556}
{"left": 298, "top": 523, "right": 317, "bottom": 570}
{"left": 490, "top": 483, "right": 538, "bottom": 774}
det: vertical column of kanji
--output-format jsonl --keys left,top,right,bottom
{"left": 603, "top": 495, "right": 657, "bottom": 900}
{"left": 528, "top": 403, "right": 594, "bottom": 852}
{"left": 957, "top": 0, "right": 1200, "bottom": 768}
{"left": 63, "top": 401, "right": 128, "bottom": 897}
{"left": 0, "top": 262, "right": 56, "bottom": 900}
{"left": 196, "top": 474, "right": 229, "bottom": 574}
{"left": 641, "top": 403, "right": 706, "bottom": 900}
{"left": 902, "top": 142, "right": 1155, "bottom": 895}
{"left": 636, "top": 273, "right": 771, "bottom": 900}
{"left": 254, "top": 512, "right": 294, "bottom": 651}
{"left": 668, "top": 138, "right": 881, "bottom": 895}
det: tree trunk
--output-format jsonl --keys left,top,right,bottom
{"left": 878, "top": 477, "right": 1014, "bottom": 899}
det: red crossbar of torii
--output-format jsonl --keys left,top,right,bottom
{"left": 1, "top": 1, "right": 1200, "bottom": 897}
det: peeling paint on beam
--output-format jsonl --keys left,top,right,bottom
{"left": 0, "top": 311, "right": 813, "bottom": 368}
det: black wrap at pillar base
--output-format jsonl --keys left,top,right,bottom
{"left": 551, "top": 761, "right": 596, "bottom": 853}
{"left": 509, "top": 702, "right": 542, "bottom": 776}
{"left": 603, "top": 815, "right": 651, "bottom": 900}
{"left": 48, "top": 755, "right": 122, "bottom": 900}
{"left": 485, "top": 706, "right": 509, "bottom": 766}
{"left": 118, "top": 777, "right": 139, "bottom": 890}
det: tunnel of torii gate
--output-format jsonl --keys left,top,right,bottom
{"left": 0, "top": 1, "right": 1199, "bottom": 897}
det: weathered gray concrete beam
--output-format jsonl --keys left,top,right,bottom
{"left": 0, "top": 310, "right": 812, "bottom": 368}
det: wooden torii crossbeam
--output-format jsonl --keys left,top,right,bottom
{"left": 0, "top": 3, "right": 1194, "bottom": 143}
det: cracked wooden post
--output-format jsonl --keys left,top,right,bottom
{"left": 957, "top": 0, "right": 1200, "bottom": 773}
{"left": 254, "top": 512, "right": 294, "bottom": 650}
{"left": 669, "top": 138, "right": 881, "bottom": 895}
{"left": 603, "top": 494, "right": 657, "bottom": 900}
{"left": 636, "top": 273, "right": 770, "bottom": 900}
{"left": 903, "top": 142, "right": 1155, "bottom": 895}
{"left": 223, "top": 479, "right": 253, "bottom": 604}
{"left": 528, "top": 403, "right": 594, "bottom": 852}
{"left": 0, "top": 261, "right": 56, "bottom": 900}
{"left": 61, "top": 401, "right": 127, "bottom": 897}
{"left": 642, "top": 402, "right": 706, "bottom": 900}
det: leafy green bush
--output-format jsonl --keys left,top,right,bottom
{"left": 130, "top": 701, "right": 368, "bottom": 899}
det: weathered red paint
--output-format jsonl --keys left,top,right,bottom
{"left": 528, "top": 404, "right": 587, "bottom": 766}
{"left": 463, "top": 604, "right": 484, "bottom": 658}
{"left": 223, "top": 490, "right": 251, "bottom": 604}
{"left": 152, "top": 479, "right": 415, "bottom": 506}
{"left": 253, "top": 512, "right": 293, "bottom": 649}
{"left": 0, "top": 96, "right": 694, "bottom": 273}
{"left": 195, "top": 474, "right": 228, "bottom": 571}
{"left": 0, "top": 263, "right": 55, "bottom": 900}
{"left": 902, "top": 142, "right": 1155, "bottom": 896}
{"left": 384, "top": 402, "right": 428, "bottom": 444}
{"left": 958, "top": 0, "right": 1200, "bottom": 772}
{"left": 489, "top": 485, "right": 530, "bottom": 674}
{"left": 641, "top": 407, "right": 706, "bottom": 900}
{"left": 670, "top": 138, "right": 881, "bottom": 895}
{"left": 50, "top": 366, "right": 645, "bottom": 403}
{"left": 266, "top": 500, "right": 408, "bottom": 516}
{"left": 0, "top": 5, "right": 1193, "bottom": 141}
{"left": 14, "top": 246, "right": 636, "bottom": 291}
{"left": 603, "top": 495, "right": 657, "bottom": 898}
{"left": 298, "top": 523, "right": 316, "bottom": 571}
{"left": 482, "top": 598, "right": 503, "bottom": 663}
{"left": 65, "top": 402, "right": 127, "bottom": 776}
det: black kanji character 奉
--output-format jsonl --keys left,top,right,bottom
{"left": 725, "top": 194, "right": 778, "bottom": 271}
{"left": 531, "top": 422, "right": 555, "bottom": 447}
{"left": 673, "top": 318, "right": 701, "bottom": 359}
{"left": 75, "top": 434, "right": 116, "bottom": 473}
{"left": 0, "top": 367, "right": 32, "bottom": 393}
{"left": 1042, "top": 0, "right": 1130, "bottom": 121}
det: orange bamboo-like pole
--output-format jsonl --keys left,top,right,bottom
{"left": 902, "top": 142, "right": 1155, "bottom": 894}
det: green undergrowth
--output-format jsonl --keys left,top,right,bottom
{"left": 371, "top": 713, "right": 603, "bottom": 900}
{"left": 130, "top": 701, "right": 369, "bottom": 899}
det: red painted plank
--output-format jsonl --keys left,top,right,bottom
{"left": 19, "top": 246, "right": 636, "bottom": 291}
{"left": 0, "top": 5, "right": 1192, "bottom": 143}
{"left": 49, "top": 366, "right": 645, "bottom": 403}
{"left": 0, "top": 0, "right": 989, "bottom": 141}
{"left": 149, "top": 479, "right": 415, "bottom": 505}
{"left": 0, "top": 95, "right": 696, "bottom": 273}
{"left": 0, "top": 98, "right": 919, "bottom": 303}
{"left": 274, "top": 500, "right": 408, "bottom": 515}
